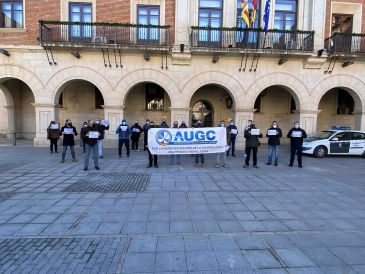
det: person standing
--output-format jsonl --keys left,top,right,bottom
{"left": 169, "top": 121, "right": 181, "bottom": 166}
{"left": 146, "top": 121, "right": 158, "bottom": 168}
{"left": 60, "top": 119, "right": 78, "bottom": 163}
{"left": 226, "top": 120, "right": 238, "bottom": 157}
{"left": 80, "top": 122, "right": 88, "bottom": 153}
{"left": 95, "top": 118, "right": 109, "bottom": 158}
{"left": 116, "top": 119, "right": 130, "bottom": 158}
{"left": 143, "top": 119, "right": 151, "bottom": 151}
{"left": 47, "top": 121, "right": 61, "bottom": 154}
{"left": 216, "top": 121, "right": 228, "bottom": 168}
{"left": 160, "top": 118, "right": 169, "bottom": 128}
{"left": 266, "top": 121, "right": 283, "bottom": 166}
{"left": 81, "top": 120, "right": 100, "bottom": 171}
{"left": 287, "top": 122, "right": 307, "bottom": 168}
{"left": 194, "top": 119, "right": 205, "bottom": 167}
{"left": 131, "top": 121, "right": 143, "bottom": 151}
{"left": 244, "top": 121, "right": 262, "bottom": 168}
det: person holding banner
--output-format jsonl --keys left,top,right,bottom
{"left": 160, "top": 118, "right": 169, "bottom": 128}
{"left": 169, "top": 121, "right": 181, "bottom": 166}
{"left": 146, "top": 121, "right": 158, "bottom": 168}
{"left": 266, "top": 121, "right": 283, "bottom": 166}
{"left": 95, "top": 118, "right": 109, "bottom": 158}
{"left": 116, "top": 119, "right": 130, "bottom": 158}
{"left": 60, "top": 119, "right": 78, "bottom": 163}
{"left": 131, "top": 121, "right": 143, "bottom": 151}
{"left": 47, "top": 121, "right": 61, "bottom": 154}
{"left": 287, "top": 122, "right": 307, "bottom": 168}
{"left": 216, "top": 121, "right": 228, "bottom": 168}
{"left": 194, "top": 119, "right": 205, "bottom": 167}
{"left": 81, "top": 120, "right": 100, "bottom": 171}
{"left": 143, "top": 119, "right": 151, "bottom": 151}
{"left": 226, "top": 120, "right": 238, "bottom": 157}
{"left": 244, "top": 121, "right": 262, "bottom": 168}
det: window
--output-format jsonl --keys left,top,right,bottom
{"left": 95, "top": 87, "right": 104, "bottom": 109}
{"left": 69, "top": 3, "right": 92, "bottom": 39}
{"left": 236, "top": 0, "right": 260, "bottom": 29}
{"left": 1, "top": 0, "right": 23, "bottom": 28}
{"left": 58, "top": 91, "right": 64, "bottom": 107}
{"left": 137, "top": 5, "right": 160, "bottom": 42}
{"left": 145, "top": 83, "right": 164, "bottom": 111}
{"left": 333, "top": 132, "right": 352, "bottom": 141}
{"left": 236, "top": 0, "right": 260, "bottom": 47}
{"left": 352, "top": 132, "right": 365, "bottom": 140}
{"left": 337, "top": 89, "right": 354, "bottom": 115}
{"left": 274, "top": 0, "right": 297, "bottom": 31}
{"left": 198, "top": 0, "right": 223, "bottom": 45}
{"left": 332, "top": 14, "right": 353, "bottom": 34}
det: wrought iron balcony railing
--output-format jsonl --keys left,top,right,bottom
{"left": 39, "top": 20, "right": 170, "bottom": 50}
{"left": 191, "top": 27, "right": 314, "bottom": 53}
{"left": 325, "top": 32, "right": 365, "bottom": 55}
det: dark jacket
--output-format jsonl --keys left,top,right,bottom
{"left": 95, "top": 123, "right": 109, "bottom": 140}
{"left": 80, "top": 125, "right": 88, "bottom": 140}
{"left": 179, "top": 123, "right": 188, "bottom": 129}
{"left": 61, "top": 125, "right": 78, "bottom": 146}
{"left": 81, "top": 125, "right": 99, "bottom": 145}
{"left": 116, "top": 123, "right": 130, "bottom": 140}
{"left": 266, "top": 127, "right": 283, "bottom": 145}
{"left": 47, "top": 126, "right": 61, "bottom": 139}
{"left": 131, "top": 124, "right": 143, "bottom": 139}
{"left": 244, "top": 126, "right": 262, "bottom": 148}
{"left": 160, "top": 121, "right": 169, "bottom": 128}
{"left": 194, "top": 122, "right": 203, "bottom": 128}
{"left": 226, "top": 124, "right": 238, "bottom": 143}
{"left": 143, "top": 123, "right": 151, "bottom": 138}
{"left": 287, "top": 127, "right": 307, "bottom": 146}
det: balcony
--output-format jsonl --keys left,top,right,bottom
{"left": 191, "top": 27, "right": 314, "bottom": 54}
{"left": 325, "top": 33, "right": 365, "bottom": 56}
{"left": 39, "top": 20, "right": 170, "bottom": 51}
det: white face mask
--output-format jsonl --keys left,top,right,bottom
{"left": 122, "top": 122, "right": 126, "bottom": 125}
{"left": 230, "top": 122, "right": 234, "bottom": 125}
{"left": 95, "top": 121, "right": 100, "bottom": 124}
{"left": 294, "top": 124, "right": 299, "bottom": 129}
{"left": 146, "top": 121, "right": 150, "bottom": 125}
{"left": 220, "top": 124, "right": 225, "bottom": 127}
{"left": 273, "top": 124, "right": 277, "bottom": 128}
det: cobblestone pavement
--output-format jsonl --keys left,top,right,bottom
{"left": 0, "top": 145, "right": 365, "bottom": 273}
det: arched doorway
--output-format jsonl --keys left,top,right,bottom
{"left": 253, "top": 86, "right": 300, "bottom": 134}
{"left": 189, "top": 84, "right": 234, "bottom": 127}
{"left": 0, "top": 79, "right": 35, "bottom": 140}
{"left": 55, "top": 80, "right": 105, "bottom": 136}
{"left": 317, "top": 87, "right": 360, "bottom": 131}
{"left": 124, "top": 82, "right": 171, "bottom": 126}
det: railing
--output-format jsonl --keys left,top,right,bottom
{"left": 39, "top": 20, "right": 170, "bottom": 49}
{"left": 191, "top": 27, "right": 314, "bottom": 52}
{"left": 325, "top": 32, "right": 365, "bottom": 55}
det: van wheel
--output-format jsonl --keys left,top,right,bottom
{"left": 314, "top": 146, "right": 327, "bottom": 158}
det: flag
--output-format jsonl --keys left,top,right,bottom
{"left": 251, "top": 0, "right": 258, "bottom": 27}
{"left": 241, "top": 0, "right": 250, "bottom": 27}
{"left": 263, "top": 0, "right": 271, "bottom": 33}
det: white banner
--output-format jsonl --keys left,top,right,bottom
{"left": 148, "top": 127, "right": 227, "bottom": 155}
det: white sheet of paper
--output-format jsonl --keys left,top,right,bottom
{"left": 120, "top": 126, "right": 128, "bottom": 131}
{"left": 133, "top": 128, "right": 140, "bottom": 133}
{"left": 250, "top": 128, "right": 260, "bottom": 135}
{"left": 225, "top": 145, "right": 230, "bottom": 152}
{"left": 291, "top": 131, "right": 302, "bottom": 138}
{"left": 231, "top": 129, "right": 238, "bottom": 134}
{"left": 267, "top": 129, "right": 277, "bottom": 136}
{"left": 101, "top": 120, "right": 109, "bottom": 126}
{"left": 88, "top": 131, "right": 99, "bottom": 139}
{"left": 64, "top": 128, "right": 74, "bottom": 134}
{"left": 50, "top": 124, "right": 59, "bottom": 129}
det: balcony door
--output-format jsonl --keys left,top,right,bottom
{"left": 137, "top": 5, "right": 160, "bottom": 45}
{"left": 273, "top": 0, "right": 297, "bottom": 50}
{"left": 198, "top": 0, "right": 223, "bottom": 47}
{"left": 331, "top": 14, "right": 353, "bottom": 53}
{"left": 69, "top": 3, "right": 92, "bottom": 42}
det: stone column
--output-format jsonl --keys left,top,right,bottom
{"left": 311, "top": 0, "right": 326, "bottom": 50}
{"left": 103, "top": 105, "right": 124, "bottom": 148}
{"left": 299, "top": 109, "right": 319, "bottom": 136}
{"left": 33, "top": 104, "right": 56, "bottom": 147}
{"left": 234, "top": 109, "right": 255, "bottom": 150}
{"left": 4, "top": 106, "right": 15, "bottom": 139}
{"left": 354, "top": 112, "right": 365, "bottom": 131}
{"left": 170, "top": 107, "right": 190, "bottom": 126}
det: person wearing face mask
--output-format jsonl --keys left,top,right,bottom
{"left": 80, "top": 122, "right": 88, "bottom": 153}
{"left": 245, "top": 120, "right": 253, "bottom": 130}
{"left": 143, "top": 119, "right": 151, "bottom": 151}
{"left": 266, "top": 121, "right": 283, "bottom": 166}
{"left": 160, "top": 118, "right": 169, "bottom": 128}
{"left": 287, "top": 122, "right": 307, "bottom": 168}
{"left": 244, "top": 121, "right": 262, "bottom": 168}
{"left": 169, "top": 121, "right": 181, "bottom": 166}
{"left": 81, "top": 120, "right": 100, "bottom": 171}
{"left": 116, "top": 119, "right": 130, "bottom": 158}
{"left": 216, "top": 120, "right": 228, "bottom": 168}
{"left": 47, "top": 121, "right": 61, "bottom": 154}
{"left": 226, "top": 120, "right": 238, "bottom": 157}
{"left": 146, "top": 121, "right": 158, "bottom": 168}
{"left": 179, "top": 121, "right": 188, "bottom": 129}
{"left": 60, "top": 119, "right": 78, "bottom": 163}
{"left": 95, "top": 118, "right": 109, "bottom": 159}
{"left": 194, "top": 119, "right": 205, "bottom": 167}
{"left": 131, "top": 121, "right": 143, "bottom": 151}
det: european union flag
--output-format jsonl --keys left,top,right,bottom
{"left": 263, "top": 0, "right": 271, "bottom": 33}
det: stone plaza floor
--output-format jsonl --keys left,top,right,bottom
{"left": 0, "top": 143, "right": 365, "bottom": 273}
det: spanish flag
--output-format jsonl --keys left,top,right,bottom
{"left": 241, "top": 0, "right": 250, "bottom": 27}
{"left": 251, "top": 0, "right": 258, "bottom": 27}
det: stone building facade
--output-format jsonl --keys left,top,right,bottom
{"left": 0, "top": 0, "right": 364, "bottom": 147}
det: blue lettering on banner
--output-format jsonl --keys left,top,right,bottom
{"left": 155, "top": 129, "right": 218, "bottom": 146}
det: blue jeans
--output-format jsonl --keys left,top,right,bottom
{"left": 84, "top": 143, "right": 99, "bottom": 168}
{"left": 169, "top": 155, "right": 181, "bottom": 165}
{"left": 267, "top": 145, "right": 280, "bottom": 164}
{"left": 62, "top": 145, "right": 75, "bottom": 161}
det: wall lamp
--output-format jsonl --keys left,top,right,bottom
{"left": 143, "top": 52, "right": 150, "bottom": 61}
{"left": 278, "top": 57, "right": 287, "bottom": 65}
{"left": 71, "top": 51, "right": 81, "bottom": 59}
{"left": 212, "top": 53, "right": 219, "bottom": 64}
{"left": 180, "top": 44, "right": 185, "bottom": 53}
{"left": 0, "top": 49, "right": 10, "bottom": 57}
{"left": 342, "top": 60, "right": 354, "bottom": 67}
{"left": 317, "top": 49, "right": 325, "bottom": 57}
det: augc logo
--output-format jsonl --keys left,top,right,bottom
{"left": 155, "top": 130, "right": 172, "bottom": 146}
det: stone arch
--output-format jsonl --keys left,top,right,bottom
{"left": 116, "top": 69, "right": 179, "bottom": 107}
{"left": 45, "top": 66, "right": 114, "bottom": 105}
{"left": 0, "top": 83, "right": 14, "bottom": 106}
{"left": 181, "top": 71, "right": 244, "bottom": 109}
{"left": 245, "top": 72, "right": 308, "bottom": 110}
{"left": 312, "top": 74, "right": 365, "bottom": 113}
